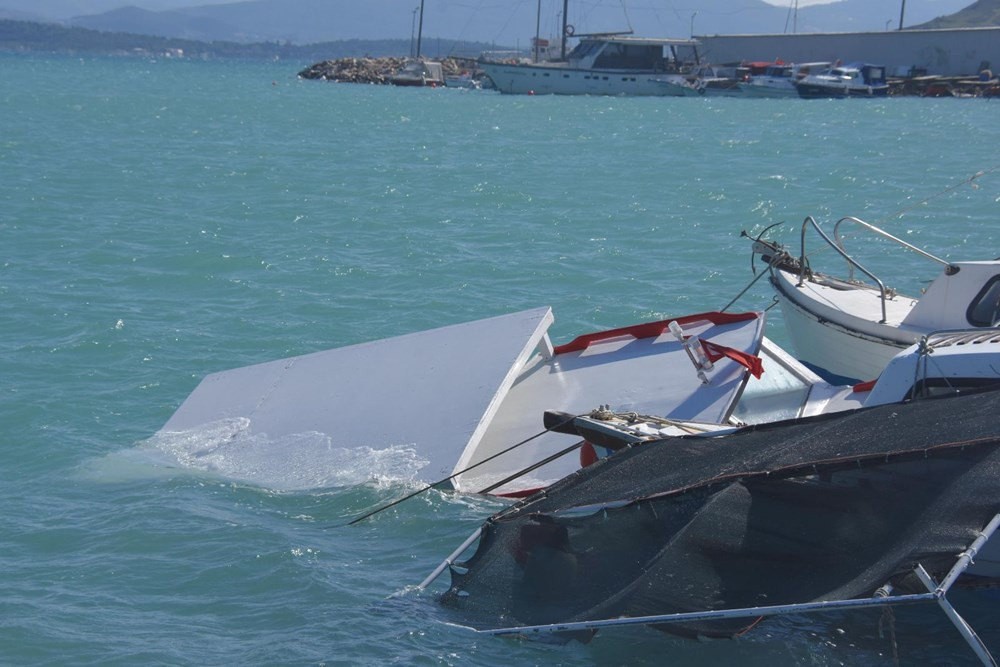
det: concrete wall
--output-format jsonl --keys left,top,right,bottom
{"left": 697, "top": 28, "right": 1000, "bottom": 77}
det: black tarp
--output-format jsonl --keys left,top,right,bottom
{"left": 441, "top": 388, "right": 1000, "bottom": 637}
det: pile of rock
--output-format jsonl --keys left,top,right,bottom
{"left": 298, "top": 57, "right": 470, "bottom": 84}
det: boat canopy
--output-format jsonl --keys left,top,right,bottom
{"left": 440, "top": 388, "right": 1000, "bottom": 638}
{"left": 566, "top": 36, "right": 700, "bottom": 70}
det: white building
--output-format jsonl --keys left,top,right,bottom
{"left": 698, "top": 27, "right": 999, "bottom": 77}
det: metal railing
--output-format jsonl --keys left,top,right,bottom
{"left": 797, "top": 216, "right": 890, "bottom": 323}
{"left": 795, "top": 215, "right": 954, "bottom": 325}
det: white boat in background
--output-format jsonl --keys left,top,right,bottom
{"left": 795, "top": 63, "right": 889, "bottom": 98}
{"left": 480, "top": 35, "right": 700, "bottom": 96}
{"left": 692, "top": 66, "right": 746, "bottom": 96}
{"left": 649, "top": 74, "right": 700, "bottom": 96}
{"left": 751, "top": 215, "right": 1000, "bottom": 382}
{"left": 444, "top": 72, "right": 482, "bottom": 90}
{"left": 738, "top": 61, "right": 830, "bottom": 98}
{"left": 159, "top": 308, "right": 766, "bottom": 496}
{"left": 390, "top": 60, "right": 445, "bottom": 87}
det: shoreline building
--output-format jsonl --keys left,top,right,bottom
{"left": 698, "top": 27, "right": 999, "bottom": 77}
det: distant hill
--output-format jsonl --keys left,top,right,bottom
{"left": 0, "top": 0, "right": 236, "bottom": 20}
{"left": 913, "top": 0, "right": 1000, "bottom": 28}
{"left": 3, "top": 0, "right": 995, "bottom": 50}
{"left": 45, "top": 0, "right": 982, "bottom": 45}
{"left": 0, "top": 19, "right": 493, "bottom": 60}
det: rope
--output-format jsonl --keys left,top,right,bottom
{"left": 876, "top": 166, "right": 1000, "bottom": 225}
{"left": 341, "top": 412, "right": 581, "bottom": 526}
{"left": 721, "top": 246, "right": 789, "bottom": 312}
{"left": 589, "top": 408, "right": 723, "bottom": 435}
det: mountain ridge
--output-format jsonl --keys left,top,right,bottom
{"left": 913, "top": 0, "right": 1000, "bottom": 27}
{"left": 1, "top": 0, "right": 985, "bottom": 46}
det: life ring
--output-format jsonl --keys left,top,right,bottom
{"left": 565, "top": 24, "right": 575, "bottom": 36}
{"left": 579, "top": 441, "right": 599, "bottom": 467}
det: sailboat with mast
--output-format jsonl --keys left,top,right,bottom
{"left": 479, "top": 0, "right": 700, "bottom": 96}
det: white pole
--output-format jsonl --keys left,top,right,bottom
{"left": 418, "top": 527, "right": 483, "bottom": 590}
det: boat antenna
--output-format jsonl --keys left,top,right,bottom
{"left": 341, "top": 413, "right": 582, "bottom": 526}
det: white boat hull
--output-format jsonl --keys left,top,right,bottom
{"left": 769, "top": 267, "right": 923, "bottom": 381}
{"left": 480, "top": 61, "right": 692, "bottom": 96}
{"left": 776, "top": 288, "right": 905, "bottom": 381}
{"left": 738, "top": 82, "right": 800, "bottom": 98}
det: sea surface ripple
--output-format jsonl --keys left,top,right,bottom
{"left": 2, "top": 53, "right": 999, "bottom": 665}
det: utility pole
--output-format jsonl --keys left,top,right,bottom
{"left": 898, "top": 0, "right": 906, "bottom": 30}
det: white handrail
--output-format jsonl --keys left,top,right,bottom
{"left": 833, "top": 216, "right": 950, "bottom": 277}
{"left": 798, "top": 216, "right": 889, "bottom": 323}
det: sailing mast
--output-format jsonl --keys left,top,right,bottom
{"left": 560, "top": 0, "right": 569, "bottom": 60}
{"left": 416, "top": 0, "right": 425, "bottom": 58}
{"left": 534, "top": 0, "right": 542, "bottom": 63}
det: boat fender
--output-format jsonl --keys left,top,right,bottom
{"left": 580, "top": 441, "right": 599, "bottom": 467}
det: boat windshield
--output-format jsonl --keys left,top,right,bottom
{"left": 764, "top": 66, "right": 792, "bottom": 77}
{"left": 591, "top": 42, "right": 666, "bottom": 70}
{"left": 566, "top": 39, "right": 603, "bottom": 61}
{"left": 968, "top": 275, "right": 1000, "bottom": 326}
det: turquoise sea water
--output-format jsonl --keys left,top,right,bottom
{"left": 2, "top": 53, "right": 999, "bottom": 665}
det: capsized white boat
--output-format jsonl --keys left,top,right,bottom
{"left": 751, "top": 215, "right": 1000, "bottom": 382}
{"left": 159, "top": 308, "right": 766, "bottom": 495}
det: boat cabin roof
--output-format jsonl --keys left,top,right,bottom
{"left": 566, "top": 36, "right": 701, "bottom": 70}
{"left": 902, "top": 261, "right": 1000, "bottom": 330}
{"left": 577, "top": 36, "right": 699, "bottom": 47}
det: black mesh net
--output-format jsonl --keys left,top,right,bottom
{"left": 441, "top": 388, "right": 1000, "bottom": 637}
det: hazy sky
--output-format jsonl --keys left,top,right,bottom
{"left": 760, "top": 0, "right": 841, "bottom": 5}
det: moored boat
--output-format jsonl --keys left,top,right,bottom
{"left": 480, "top": 35, "right": 700, "bottom": 96}
{"left": 752, "top": 215, "right": 1000, "bottom": 382}
{"left": 390, "top": 60, "right": 446, "bottom": 87}
{"left": 795, "top": 63, "right": 889, "bottom": 98}
{"left": 738, "top": 61, "right": 830, "bottom": 98}
{"left": 444, "top": 72, "right": 482, "bottom": 90}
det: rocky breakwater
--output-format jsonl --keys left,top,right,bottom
{"left": 298, "top": 57, "right": 468, "bottom": 84}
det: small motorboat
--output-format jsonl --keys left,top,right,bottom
{"left": 738, "top": 61, "right": 830, "bottom": 98}
{"left": 444, "top": 73, "right": 482, "bottom": 90}
{"left": 751, "top": 215, "right": 1000, "bottom": 382}
{"left": 390, "top": 60, "right": 446, "bottom": 87}
{"left": 795, "top": 63, "right": 889, "bottom": 98}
